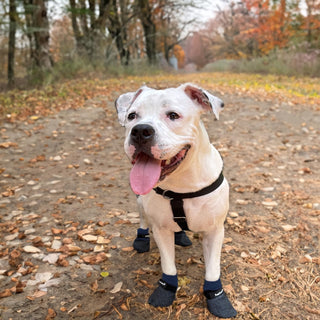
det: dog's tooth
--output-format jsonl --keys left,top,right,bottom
{"left": 165, "top": 159, "right": 171, "bottom": 165}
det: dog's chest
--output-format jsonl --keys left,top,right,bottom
{"left": 142, "top": 182, "right": 229, "bottom": 232}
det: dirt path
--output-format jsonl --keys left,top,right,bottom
{"left": 0, "top": 89, "right": 319, "bottom": 320}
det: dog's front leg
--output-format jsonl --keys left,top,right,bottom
{"left": 202, "top": 226, "right": 224, "bottom": 282}
{"left": 202, "top": 226, "right": 237, "bottom": 318}
{"left": 148, "top": 227, "right": 178, "bottom": 307}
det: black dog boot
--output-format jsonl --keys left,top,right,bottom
{"left": 148, "top": 276, "right": 177, "bottom": 307}
{"left": 133, "top": 228, "right": 150, "bottom": 253}
{"left": 174, "top": 231, "right": 192, "bottom": 247}
{"left": 204, "top": 289, "right": 237, "bottom": 318}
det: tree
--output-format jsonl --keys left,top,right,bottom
{"left": 240, "top": 0, "right": 292, "bottom": 55}
{"left": 69, "top": 0, "right": 110, "bottom": 59}
{"left": 8, "top": 0, "right": 17, "bottom": 87}
{"left": 108, "top": 0, "right": 131, "bottom": 65}
{"left": 136, "top": 0, "right": 157, "bottom": 64}
{"left": 23, "top": 0, "right": 53, "bottom": 70}
{"left": 201, "top": 0, "right": 295, "bottom": 59}
{"left": 304, "top": 0, "right": 320, "bottom": 45}
{"left": 156, "top": 0, "right": 198, "bottom": 63}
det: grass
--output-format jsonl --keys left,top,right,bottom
{"left": 1, "top": 72, "right": 320, "bottom": 122}
{"left": 204, "top": 50, "right": 320, "bottom": 78}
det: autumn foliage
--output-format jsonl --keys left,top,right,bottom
{"left": 189, "top": 0, "right": 320, "bottom": 65}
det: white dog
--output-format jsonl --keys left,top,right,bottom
{"left": 115, "top": 84, "right": 237, "bottom": 318}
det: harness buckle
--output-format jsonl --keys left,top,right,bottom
{"left": 161, "top": 190, "right": 173, "bottom": 200}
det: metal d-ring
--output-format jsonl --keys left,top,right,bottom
{"left": 161, "top": 189, "right": 173, "bottom": 200}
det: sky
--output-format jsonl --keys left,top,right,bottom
{"left": 47, "top": 0, "right": 226, "bottom": 26}
{"left": 47, "top": 0, "right": 308, "bottom": 29}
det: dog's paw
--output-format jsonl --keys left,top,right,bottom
{"left": 205, "top": 289, "right": 237, "bottom": 318}
{"left": 133, "top": 237, "right": 150, "bottom": 253}
{"left": 148, "top": 280, "right": 177, "bottom": 307}
{"left": 174, "top": 231, "right": 192, "bottom": 247}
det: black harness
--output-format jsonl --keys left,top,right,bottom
{"left": 153, "top": 172, "right": 224, "bottom": 231}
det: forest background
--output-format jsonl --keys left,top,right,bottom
{"left": 0, "top": 0, "right": 320, "bottom": 90}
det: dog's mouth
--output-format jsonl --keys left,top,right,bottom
{"left": 130, "top": 145, "right": 190, "bottom": 195}
{"left": 159, "top": 146, "right": 190, "bottom": 180}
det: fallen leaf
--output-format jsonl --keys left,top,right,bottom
{"left": 137, "top": 279, "right": 154, "bottom": 289}
{"left": 82, "top": 252, "right": 107, "bottom": 264}
{"left": 229, "top": 212, "right": 239, "bottom": 218}
{"left": 57, "top": 255, "right": 69, "bottom": 267}
{"left": 262, "top": 200, "right": 278, "bottom": 207}
{"left": 0, "top": 142, "right": 18, "bottom": 148}
{"left": 110, "top": 281, "right": 123, "bottom": 294}
{"left": 236, "top": 199, "right": 250, "bottom": 205}
{"left": 271, "top": 245, "right": 287, "bottom": 259}
{"left": 39, "top": 279, "right": 60, "bottom": 290}
{"left": 94, "top": 245, "right": 105, "bottom": 252}
{"left": 43, "top": 254, "right": 59, "bottom": 264}
{"left": 0, "top": 289, "right": 12, "bottom": 299}
{"left": 51, "top": 228, "right": 63, "bottom": 235}
{"left": 121, "top": 247, "right": 134, "bottom": 252}
{"left": 281, "top": 224, "right": 296, "bottom": 231}
{"left": 29, "top": 155, "right": 46, "bottom": 163}
{"left": 100, "top": 271, "right": 109, "bottom": 278}
{"left": 15, "top": 281, "right": 26, "bottom": 294}
{"left": 241, "top": 285, "right": 250, "bottom": 293}
{"left": 179, "top": 276, "right": 191, "bottom": 287}
{"left": 27, "top": 290, "right": 47, "bottom": 300}
{"left": 115, "top": 219, "right": 131, "bottom": 225}
{"left": 23, "top": 245, "right": 41, "bottom": 253}
{"left": 78, "top": 228, "right": 93, "bottom": 237}
{"left": 90, "top": 280, "right": 99, "bottom": 292}
{"left": 299, "top": 255, "right": 313, "bottom": 264}
{"left": 82, "top": 234, "right": 98, "bottom": 242}
{"left": 66, "top": 245, "right": 81, "bottom": 252}
{"left": 45, "top": 308, "right": 57, "bottom": 320}
{"left": 96, "top": 236, "right": 110, "bottom": 244}
{"left": 120, "top": 303, "right": 129, "bottom": 311}
{"left": 255, "top": 226, "right": 270, "bottom": 233}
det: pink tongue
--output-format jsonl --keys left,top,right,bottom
{"left": 130, "top": 153, "right": 162, "bottom": 195}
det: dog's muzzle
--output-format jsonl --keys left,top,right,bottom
{"left": 130, "top": 124, "right": 155, "bottom": 146}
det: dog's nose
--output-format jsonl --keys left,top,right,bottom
{"left": 131, "top": 124, "right": 155, "bottom": 144}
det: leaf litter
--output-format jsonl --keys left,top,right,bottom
{"left": 0, "top": 74, "right": 319, "bottom": 319}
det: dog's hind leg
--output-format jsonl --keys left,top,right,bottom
{"left": 133, "top": 196, "right": 150, "bottom": 253}
{"left": 174, "top": 230, "right": 192, "bottom": 247}
{"left": 202, "top": 227, "right": 237, "bottom": 318}
{"left": 133, "top": 197, "right": 192, "bottom": 253}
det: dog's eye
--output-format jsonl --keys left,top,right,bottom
{"left": 167, "top": 112, "right": 180, "bottom": 121}
{"left": 127, "top": 112, "right": 137, "bottom": 121}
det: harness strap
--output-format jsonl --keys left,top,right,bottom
{"left": 170, "top": 198, "right": 190, "bottom": 230}
{"left": 154, "top": 172, "right": 224, "bottom": 231}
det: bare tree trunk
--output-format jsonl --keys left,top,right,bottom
{"left": 306, "top": 0, "right": 313, "bottom": 44}
{"left": 23, "top": 0, "right": 53, "bottom": 70}
{"left": 32, "top": 0, "right": 53, "bottom": 69}
{"left": 137, "top": 0, "right": 157, "bottom": 65}
{"left": 108, "top": 0, "right": 130, "bottom": 65}
{"left": 69, "top": 0, "right": 85, "bottom": 55}
{"left": 8, "top": 0, "right": 17, "bottom": 87}
{"left": 23, "top": 0, "right": 36, "bottom": 64}
{"left": 69, "top": 0, "right": 110, "bottom": 59}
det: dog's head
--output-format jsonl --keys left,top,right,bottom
{"left": 115, "top": 83, "right": 224, "bottom": 195}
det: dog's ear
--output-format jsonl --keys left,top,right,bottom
{"left": 182, "top": 84, "right": 224, "bottom": 120}
{"left": 115, "top": 87, "right": 144, "bottom": 126}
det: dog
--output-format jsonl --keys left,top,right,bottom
{"left": 115, "top": 84, "right": 237, "bottom": 318}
